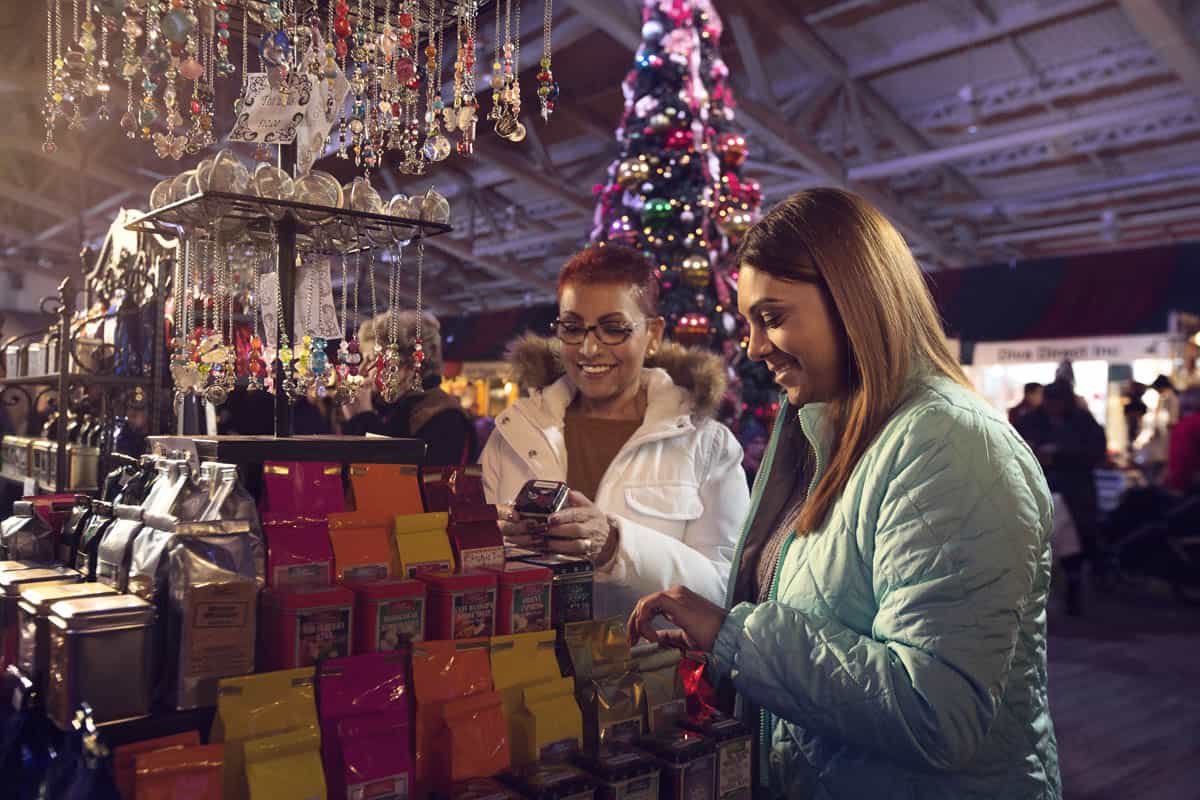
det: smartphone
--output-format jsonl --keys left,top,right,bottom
{"left": 513, "top": 480, "right": 569, "bottom": 520}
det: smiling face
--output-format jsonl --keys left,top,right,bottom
{"left": 737, "top": 264, "right": 846, "bottom": 407}
{"left": 558, "top": 282, "right": 664, "bottom": 414}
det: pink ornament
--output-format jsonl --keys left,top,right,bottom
{"left": 664, "top": 128, "right": 693, "bottom": 150}
{"left": 662, "top": 29, "right": 694, "bottom": 57}
{"left": 395, "top": 57, "right": 415, "bottom": 83}
{"left": 179, "top": 58, "right": 204, "bottom": 81}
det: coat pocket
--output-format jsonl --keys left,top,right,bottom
{"left": 624, "top": 482, "right": 704, "bottom": 521}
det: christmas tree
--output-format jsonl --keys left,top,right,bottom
{"left": 590, "top": 0, "right": 775, "bottom": 432}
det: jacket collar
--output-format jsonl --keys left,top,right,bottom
{"left": 494, "top": 368, "right": 697, "bottom": 472}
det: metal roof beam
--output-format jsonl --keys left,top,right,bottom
{"left": 849, "top": 94, "right": 1196, "bottom": 181}
{"left": 1119, "top": 0, "right": 1200, "bottom": 100}
{"left": 848, "top": 0, "right": 1109, "bottom": 79}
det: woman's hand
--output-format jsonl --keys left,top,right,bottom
{"left": 496, "top": 503, "right": 548, "bottom": 548}
{"left": 628, "top": 585, "right": 728, "bottom": 654}
{"left": 545, "top": 491, "right": 620, "bottom": 567}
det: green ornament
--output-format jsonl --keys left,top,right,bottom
{"left": 642, "top": 198, "right": 673, "bottom": 229}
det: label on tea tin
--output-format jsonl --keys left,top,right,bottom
{"left": 451, "top": 589, "right": 495, "bottom": 639}
{"left": 343, "top": 563, "right": 389, "bottom": 581}
{"left": 510, "top": 583, "right": 550, "bottom": 633}
{"left": 274, "top": 561, "right": 332, "bottom": 587}
{"left": 186, "top": 582, "right": 256, "bottom": 679}
{"left": 405, "top": 560, "right": 452, "bottom": 578}
{"left": 619, "top": 775, "right": 658, "bottom": 800}
{"left": 717, "top": 738, "right": 752, "bottom": 798}
{"left": 555, "top": 577, "right": 593, "bottom": 624}
{"left": 295, "top": 606, "right": 352, "bottom": 666}
{"left": 683, "top": 754, "right": 716, "bottom": 800}
{"left": 347, "top": 774, "right": 408, "bottom": 800}
{"left": 376, "top": 597, "right": 424, "bottom": 649}
{"left": 650, "top": 698, "right": 687, "bottom": 733}
{"left": 459, "top": 546, "right": 504, "bottom": 572}
{"left": 601, "top": 716, "right": 643, "bottom": 745}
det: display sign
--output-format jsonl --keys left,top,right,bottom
{"left": 971, "top": 333, "right": 1173, "bottom": 366}
{"left": 228, "top": 72, "right": 310, "bottom": 145}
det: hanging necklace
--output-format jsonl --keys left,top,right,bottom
{"left": 537, "top": 0, "right": 557, "bottom": 122}
{"left": 276, "top": 237, "right": 298, "bottom": 404}
{"left": 379, "top": 246, "right": 405, "bottom": 403}
{"left": 334, "top": 253, "right": 364, "bottom": 405}
{"left": 453, "top": 0, "right": 478, "bottom": 155}
{"left": 247, "top": 247, "right": 266, "bottom": 392}
{"left": 493, "top": 0, "right": 524, "bottom": 141}
{"left": 410, "top": 236, "right": 426, "bottom": 392}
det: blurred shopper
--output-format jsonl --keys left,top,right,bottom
{"left": 342, "top": 311, "right": 477, "bottom": 465}
{"left": 1017, "top": 379, "right": 1107, "bottom": 615}
{"left": 1009, "top": 382, "right": 1043, "bottom": 426}
{"left": 482, "top": 244, "right": 749, "bottom": 621}
{"left": 629, "top": 190, "right": 1060, "bottom": 799}
{"left": 1166, "top": 386, "right": 1200, "bottom": 494}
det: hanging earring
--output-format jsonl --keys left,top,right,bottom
{"left": 247, "top": 247, "right": 266, "bottom": 392}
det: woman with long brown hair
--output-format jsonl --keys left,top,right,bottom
{"left": 629, "top": 189, "right": 1060, "bottom": 799}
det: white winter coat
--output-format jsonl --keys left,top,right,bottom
{"left": 480, "top": 337, "right": 750, "bottom": 620}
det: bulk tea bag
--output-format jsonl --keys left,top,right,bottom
{"left": 211, "top": 668, "right": 318, "bottom": 800}
{"left": 243, "top": 725, "right": 327, "bottom": 800}
{"left": 411, "top": 638, "right": 493, "bottom": 793}
{"left": 563, "top": 619, "right": 645, "bottom": 751}
{"left": 442, "top": 691, "right": 511, "bottom": 786}
{"left": 261, "top": 461, "right": 345, "bottom": 516}
{"left": 75, "top": 500, "right": 116, "bottom": 578}
{"left": 98, "top": 458, "right": 197, "bottom": 590}
{"left": 327, "top": 511, "right": 395, "bottom": 582}
{"left": 513, "top": 677, "right": 584, "bottom": 765}
{"left": 134, "top": 743, "right": 224, "bottom": 800}
{"left": 489, "top": 630, "right": 560, "bottom": 765}
{"left": 128, "top": 513, "right": 259, "bottom": 709}
{"left": 349, "top": 463, "right": 424, "bottom": 515}
{"left": 631, "top": 643, "right": 685, "bottom": 733}
{"left": 317, "top": 652, "right": 412, "bottom": 800}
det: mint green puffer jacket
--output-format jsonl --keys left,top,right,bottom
{"left": 712, "top": 375, "right": 1061, "bottom": 799}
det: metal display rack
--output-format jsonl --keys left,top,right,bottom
{"left": 124, "top": 143, "right": 452, "bottom": 442}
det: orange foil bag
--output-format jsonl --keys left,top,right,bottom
{"left": 349, "top": 464, "right": 424, "bottom": 515}
{"left": 410, "top": 638, "right": 492, "bottom": 794}
{"left": 114, "top": 732, "right": 201, "bottom": 800}
{"left": 134, "top": 743, "right": 224, "bottom": 800}
{"left": 327, "top": 512, "right": 395, "bottom": 583}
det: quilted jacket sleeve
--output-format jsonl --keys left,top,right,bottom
{"left": 711, "top": 404, "right": 1051, "bottom": 771}
{"left": 602, "top": 422, "right": 749, "bottom": 606}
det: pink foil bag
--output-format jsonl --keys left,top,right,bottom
{"left": 261, "top": 461, "right": 346, "bottom": 516}
{"left": 261, "top": 513, "right": 335, "bottom": 588}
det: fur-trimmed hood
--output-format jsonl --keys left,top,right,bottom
{"left": 504, "top": 334, "right": 727, "bottom": 418}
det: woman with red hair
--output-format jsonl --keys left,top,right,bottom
{"left": 482, "top": 244, "right": 749, "bottom": 620}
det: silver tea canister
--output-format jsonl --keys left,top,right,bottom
{"left": 17, "top": 582, "right": 119, "bottom": 693}
{"left": 1, "top": 567, "right": 80, "bottom": 670}
{"left": 45, "top": 594, "right": 155, "bottom": 729}
{"left": 66, "top": 443, "right": 99, "bottom": 490}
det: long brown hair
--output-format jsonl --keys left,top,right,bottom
{"left": 736, "top": 188, "right": 969, "bottom": 533}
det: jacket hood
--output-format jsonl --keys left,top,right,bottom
{"left": 505, "top": 334, "right": 727, "bottom": 418}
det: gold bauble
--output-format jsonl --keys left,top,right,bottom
{"left": 616, "top": 158, "right": 650, "bottom": 188}
{"left": 681, "top": 254, "right": 711, "bottom": 289}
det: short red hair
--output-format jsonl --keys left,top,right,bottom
{"left": 557, "top": 244, "right": 661, "bottom": 317}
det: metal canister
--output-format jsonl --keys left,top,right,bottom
{"left": 32, "top": 440, "right": 55, "bottom": 487}
{"left": 45, "top": 594, "right": 155, "bottom": 729}
{"left": 66, "top": 443, "right": 99, "bottom": 489}
{"left": 515, "top": 554, "right": 595, "bottom": 628}
{"left": 16, "top": 582, "right": 119, "bottom": 693}
{"left": 1, "top": 566, "right": 79, "bottom": 668}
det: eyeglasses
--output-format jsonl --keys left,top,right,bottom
{"left": 552, "top": 319, "right": 645, "bottom": 346}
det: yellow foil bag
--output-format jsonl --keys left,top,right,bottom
{"left": 244, "top": 725, "right": 327, "bottom": 800}
{"left": 210, "top": 668, "right": 317, "bottom": 800}
{"left": 514, "top": 677, "right": 584, "bottom": 765}
{"left": 489, "top": 631, "right": 562, "bottom": 765}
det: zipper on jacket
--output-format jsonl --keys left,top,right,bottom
{"left": 756, "top": 409, "right": 822, "bottom": 788}
{"left": 759, "top": 531, "right": 796, "bottom": 787}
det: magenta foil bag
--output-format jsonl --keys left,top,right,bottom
{"left": 261, "top": 461, "right": 346, "bottom": 516}
{"left": 421, "top": 466, "right": 486, "bottom": 514}
{"left": 262, "top": 513, "right": 334, "bottom": 588}
{"left": 318, "top": 652, "right": 413, "bottom": 800}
